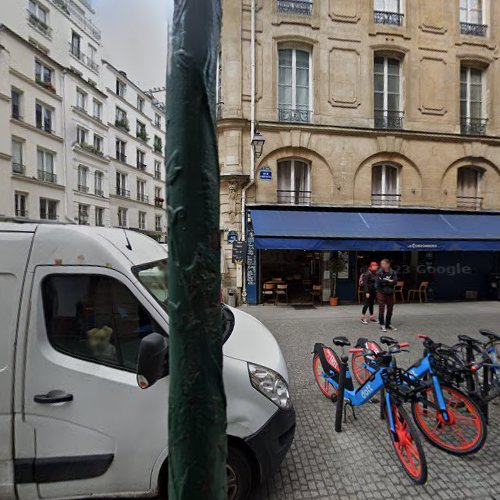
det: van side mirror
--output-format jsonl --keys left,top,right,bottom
{"left": 136, "top": 333, "right": 169, "bottom": 389}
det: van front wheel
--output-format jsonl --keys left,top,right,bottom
{"left": 227, "top": 445, "right": 252, "bottom": 500}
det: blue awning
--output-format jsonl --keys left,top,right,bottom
{"left": 249, "top": 209, "right": 500, "bottom": 251}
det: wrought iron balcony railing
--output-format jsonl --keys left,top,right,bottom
{"left": 460, "top": 22, "right": 487, "bottom": 37}
{"left": 461, "top": 118, "right": 487, "bottom": 136}
{"left": 12, "top": 163, "right": 25, "bottom": 175}
{"left": 95, "top": 188, "right": 104, "bottom": 197}
{"left": 277, "top": 190, "right": 312, "bottom": 206}
{"left": 457, "top": 195, "right": 483, "bottom": 210}
{"left": 116, "top": 188, "right": 131, "bottom": 198}
{"left": 78, "top": 184, "right": 89, "bottom": 193}
{"left": 38, "top": 170, "right": 57, "bottom": 184}
{"left": 277, "top": 0, "right": 312, "bottom": 16}
{"left": 116, "top": 153, "right": 127, "bottom": 163}
{"left": 137, "top": 162, "right": 147, "bottom": 171}
{"left": 371, "top": 193, "right": 401, "bottom": 207}
{"left": 374, "top": 110, "right": 404, "bottom": 130}
{"left": 278, "top": 107, "right": 311, "bottom": 124}
{"left": 154, "top": 171, "right": 162, "bottom": 180}
{"left": 137, "top": 193, "right": 150, "bottom": 203}
{"left": 374, "top": 10, "right": 404, "bottom": 26}
{"left": 15, "top": 209, "right": 28, "bottom": 218}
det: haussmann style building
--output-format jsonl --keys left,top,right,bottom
{"left": 217, "top": 0, "right": 500, "bottom": 305}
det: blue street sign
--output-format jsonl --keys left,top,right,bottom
{"left": 259, "top": 165, "right": 272, "bottom": 181}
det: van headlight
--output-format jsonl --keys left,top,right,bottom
{"left": 248, "top": 363, "right": 292, "bottom": 410}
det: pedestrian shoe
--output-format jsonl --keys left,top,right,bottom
{"left": 370, "top": 316, "right": 377, "bottom": 322}
{"left": 361, "top": 316, "right": 368, "bottom": 325}
{"left": 380, "top": 325, "right": 387, "bottom": 333}
{"left": 386, "top": 325, "right": 398, "bottom": 332}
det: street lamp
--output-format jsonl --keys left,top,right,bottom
{"left": 251, "top": 130, "right": 265, "bottom": 158}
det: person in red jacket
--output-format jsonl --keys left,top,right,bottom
{"left": 361, "top": 261, "right": 379, "bottom": 324}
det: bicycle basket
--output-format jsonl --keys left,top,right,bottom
{"left": 431, "top": 347, "right": 467, "bottom": 386}
{"left": 382, "top": 368, "right": 427, "bottom": 402}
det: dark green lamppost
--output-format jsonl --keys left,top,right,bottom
{"left": 166, "top": 1, "right": 226, "bottom": 499}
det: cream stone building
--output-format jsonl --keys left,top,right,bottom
{"left": 218, "top": 0, "right": 500, "bottom": 305}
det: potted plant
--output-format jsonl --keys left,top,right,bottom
{"left": 329, "top": 253, "right": 346, "bottom": 306}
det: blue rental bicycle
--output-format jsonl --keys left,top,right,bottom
{"left": 313, "top": 336, "right": 428, "bottom": 484}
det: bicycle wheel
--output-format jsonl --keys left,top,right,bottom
{"left": 313, "top": 352, "right": 338, "bottom": 400}
{"left": 385, "top": 404, "right": 427, "bottom": 485}
{"left": 351, "top": 341, "right": 381, "bottom": 386}
{"left": 411, "top": 385, "right": 487, "bottom": 456}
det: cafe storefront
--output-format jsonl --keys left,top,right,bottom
{"left": 245, "top": 207, "right": 500, "bottom": 305}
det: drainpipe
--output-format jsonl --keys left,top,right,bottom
{"left": 241, "top": 0, "right": 256, "bottom": 304}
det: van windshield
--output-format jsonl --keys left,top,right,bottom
{"left": 135, "top": 260, "right": 169, "bottom": 311}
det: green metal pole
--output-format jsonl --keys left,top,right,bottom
{"left": 166, "top": 1, "right": 225, "bottom": 499}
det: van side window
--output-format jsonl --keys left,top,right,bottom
{"left": 42, "top": 274, "right": 164, "bottom": 371}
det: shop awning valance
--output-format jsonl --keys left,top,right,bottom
{"left": 249, "top": 209, "right": 500, "bottom": 251}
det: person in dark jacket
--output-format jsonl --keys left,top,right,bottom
{"left": 361, "top": 261, "right": 379, "bottom": 324}
{"left": 376, "top": 258, "right": 398, "bottom": 332}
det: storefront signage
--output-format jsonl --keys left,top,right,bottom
{"left": 227, "top": 230, "right": 238, "bottom": 244}
{"left": 407, "top": 243, "right": 440, "bottom": 250}
{"left": 232, "top": 241, "right": 247, "bottom": 263}
{"left": 246, "top": 230, "right": 257, "bottom": 285}
{"left": 258, "top": 165, "right": 272, "bottom": 181}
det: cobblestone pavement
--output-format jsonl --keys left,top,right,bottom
{"left": 245, "top": 302, "right": 500, "bottom": 500}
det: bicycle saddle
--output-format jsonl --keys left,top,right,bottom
{"left": 458, "top": 334, "right": 482, "bottom": 345}
{"left": 332, "top": 336, "right": 351, "bottom": 347}
{"left": 380, "top": 336, "right": 397, "bottom": 346}
{"left": 479, "top": 329, "right": 500, "bottom": 342}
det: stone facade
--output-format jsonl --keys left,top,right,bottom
{"left": 218, "top": 0, "right": 500, "bottom": 301}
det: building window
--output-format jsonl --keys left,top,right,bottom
{"left": 78, "top": 204, "right": 90, "bottom": 225}
{"left": 93, "top": 134, "right": 103, "bottom": 154}
{"left": 137, "top": 180, "right": 148, "bottom": 203}
{"left": 137, "top": 95, "right": 145, "bottom": 112}
{"left": 138, "top": 211, "right": 147, "bottom": 230}
{"left": 28, "top": 1, "right": 51, "bottom": 36}
{"left": 154, "top": 160, "right": 162, "bottom": 180}
{"left": 37, "top": 149, "right": 56, "bottom": 183}
{"left": 11, "top": 89, "right": 22, "bottom": 119}
{"left": 374, "top": 56, "right": 403, "bottom": 129}
{"left": 15, "top": 192, "right": 28, "bottom": 218}
{"left": 76, "top": 88, "right": 87, "bottom": 110}
{"left": 277, "top": 0, "right": 313, "bottom": 16}
{"left": 40, "top": 198, "right": 58, "bottom": 220}
{"left": 116, "top": 78, "right": 126, "bottom": 98}
{"left": 35, "top": 102, "right": 53, "bottom": 133}
{"left": 153, "top": 135, "right": 162, "bottom": 153}
{"left": 116, "top": 172, "right": 129, "bottom": 198}
{"left": 88, "top": 45, "right": 97, "bottom": 64}
{"left": 93, "top": 99, "right": 103, "bottom": 121}
{"left": 374, "top": 0, "right": 403, "bottom": 25}
{"left": 136, "top": 149, "right": 146, "bottom": 170}
{"left": 77, "top": 126, "right": 88, "bottom": 146}
{"left": 78, "top": 165, "right": 89, "bottom": 192}
{"left": 136, "top": 121, "right": 148, "bottom": 142}
{"left": 95, "top": 206, "right": 104, "bottom": 226}
{"left": 155, "top": 113, "right": 162, "bottom": 128}
{"left": 70, "top": 31, "right": 82, "bottom": 59}
{"left": 372, "top": 164, "right": 401, "bottom": 207}
{"left": 155, "top": 215, "right": 162, "bottom": 232}
{"left": 155, "top": 186, "right": 164, "bottom": 207}
{"left": 460, "top": 0, "right": 486, "bottom": 36}
{"left": 118, "top": 207, "right": 128, "bottom": 227}
{"left": 35, "top": 60, "right": 54, "bottom": 91}
{"left": 457, "top": 167, "right": 483, "bottom": 210}
{"left": 116, "top": 139, "right": 127, "bottom": 162}
{"left": 278, "top": 48, "right": 311, "bottom": 123}
{"left": 95, "top": 171, "right": 104, "bottom": 197}
{"left": 277, "top": 159, "right": 311, "bottom": 205}
{"left": 460, "top": 66, "right": 486, "bottom": 135}
{"left": 115, "top": 107, "right": 129, "bottom": 131}
{"left": 12, "top": 139, "right": 25, "bottom": 174}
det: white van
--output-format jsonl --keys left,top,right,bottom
{"left": 0, "top": 222, "right": 295, "bottom": 500}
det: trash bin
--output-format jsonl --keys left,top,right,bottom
{"left": 227, "top": 288, "right": 237, "bottom": 307}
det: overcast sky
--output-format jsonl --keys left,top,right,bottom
{"left": 94, "top": 0, "right": 174, "bottom": 91}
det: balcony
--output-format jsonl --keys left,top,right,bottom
{"left": 153, "top": 142, "right": 163, "bottom": 153}
{"left": 137, "top": 162, "right": 147, "bottom": 171}
{"left": 116, "top": 153, "right": 127, "bottom": 163}
{"left": 79, "top": 142, "right": 104, "bottom": 157}
{"left": 95, "top": 188, "right": 104, "bottom": 197}
{"left": 115, "top": 118, "right": 130, "bottom": 132}
{"left": 15, "top": 209, "right": 28, "bottom": 218}
{"left": 374, "top": 110, "right": 404, "bottom": 130}
{"left": 35, "top": 79, "right": 56, "bottom": 93}
{"left": 457, "top": 196, "right": 483, "bottom": 210}
{"left": 460, "top": 22, "right": 487, "bottom": 37}
{"left": 78, "top": 185, "right": 89, "bottom": 193}
{"left": 278, "top": 107, "right": 311, "bottom": 124}
{"left": 155, "top": 197, "right": 165, "bottom": 208}
{"left": 116, "top": 188, "right": 131, "bottom": 198}
{"left": 277, "top": 190, "right": 312, "bottom": 206}
{"left": 154, "top": 171, "right": 162, "bottom": 180}
{"left": 38, "top": 170, "right": 57, "bottom": 184}
{"left": 277, "top": 0, "right": 312, "bottom": 16}
{"left": 137, "top": 193, "right": 149, "bottom": 203}
{"left": 461, "top": 118, "right": 487, "bottom": 136}
{"left": 28, "top": 12, "right": 52, "bottom": 37}
{"left": 371, "top": 193, "right": 401, "bottom": 208}
{"left": 12, "top": 163, "right": 26, "bottom": 175}
{"left": 374, "top": 10, "right": 404, "bottom": 26}
{"left": 136, "top": 130, "right": 149, "bottom": 143}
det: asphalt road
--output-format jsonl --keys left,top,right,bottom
{"left": 245, "top": 301, "right": 500, "bottom": 500}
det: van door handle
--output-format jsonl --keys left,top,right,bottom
{"left": 34, "top": 390, "right": 74, "bottom": 404}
